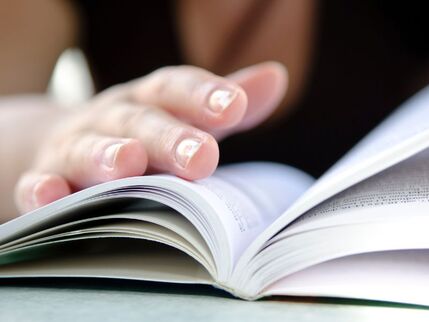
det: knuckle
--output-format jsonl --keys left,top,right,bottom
{"left": 152, "top": 65, "right": 178, "bottom": 76}
{"left": 145, "top": 65, "right": 208, "bottom": 97}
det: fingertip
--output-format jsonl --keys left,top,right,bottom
{"left": 33, "top": 174, "right": 71, "bottom": 207}
{"left": 261, "top": 61, "right": 289, "bottom": 79}
{"left": 16, "top": 173, "right": 71, "bottom": 213}
{"left": 261, "top": 61, "right": 289, "bottom": 100}
{"left": 228, "top": 61, "right": 289, "bottom": 131}
{"left": 230, "top": 61, "right": 289, "bottom": 104}
{"left": 230, "top": 61, "right": 288, "bottom": 82}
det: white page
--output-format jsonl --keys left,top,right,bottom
{"left": 234, "top": 85, "right": 429, "bottom": 275}
{"left": 196, "top": 162, "right": 313, "bottom": 262}
{"left": 276, "top": 146, "right": 429, "bottom": 239}
{"left": 211, "top": 162, "right": 314, "bottom": 223}
{"left": 265, "top": 250, "right": 429, "bottom": 306}
{"left": 165, "top": 162, "right": 313, "bottom": 276}
{"left": 232, "top": 217, "right": 429, "bottom": 297}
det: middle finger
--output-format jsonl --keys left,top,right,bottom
{"left": 93, "top": 102, "right": 219, "bottom": 180}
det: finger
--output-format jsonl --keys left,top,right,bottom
{"left": 39, "top": 134, "right": 148, "bottom": 189}
{"left": 94, "top": 102, "right": 219, "bottom": 180}
{"left": 129, "top": 65, "right": 248, "bottom": 129}
{"left": 15, "top": 172, "right": 71, "bottom": 213}
{"left": 227, "top": 61, "right": 288, "bottom": 133}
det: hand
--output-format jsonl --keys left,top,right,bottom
{"left": 15, "top": 62, "right": 287, "bottom": 213}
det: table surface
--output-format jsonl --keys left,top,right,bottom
{"left": 1, "top": 279, "right": 429, "bottom": 322}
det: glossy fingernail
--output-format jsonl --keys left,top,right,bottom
{"left": 102, "top": 142, "right": 124, "bottom": 169}
{"left": 208, "top": 88, "right": 237, "bottom": 114}
{"left": 175, "top": 138, "right": 202, "bottom": 168}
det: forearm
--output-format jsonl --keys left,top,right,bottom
{"left": 0, "top": 96, "right": 70, "bottom": 220}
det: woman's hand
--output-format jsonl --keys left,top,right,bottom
{"left": 15, "top": 62, "right": 287, "bottom": 213}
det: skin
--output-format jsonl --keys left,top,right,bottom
{"left": 0, "top": 0, "right": 316, "bottom": 221}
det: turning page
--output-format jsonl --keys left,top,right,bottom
{"left": 234, "top": 85, "right": 429, "bottom": 272}
{"left": 280, "top": 147, "right": 429, "bottom": 238}
{"left": 291, "top": 84, "right": 429, "bottom": 223}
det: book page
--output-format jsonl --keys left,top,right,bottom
{"left": 276, "top": 147, "right": 429, "bottom": 239}
{"left": 290, "top": 85, "right": 429, "bottom": 221}
{"left": 0, "top": 216, "right": 215, "bottom": 275}
{"left": 0, "top": 211, "right": 209, "bottom": 257}
{"left": 265, "top": 250, "right": 429, "bottom": 306}
{"left": 202, "top": 162, "right": 314, "bottom": 233}
{"left": 0, "top": 238, "right": 212, "bottom": 284}
{"left": 289, "top": 84, "right": 429, "bottom": 224}
{"left": 0, "top": 162, "right": 313, "bottom": 282}
{"left": 324, "top": 86, "right": 429, "bottom": 175}
{"left": 194, "top": 162, "right": 314, "bottom": 264}
{"left": 232, "top": 216, "right": 429, "bottom": 297}
{"left": 234, "top": 85, "right": 429, "bottom": 273}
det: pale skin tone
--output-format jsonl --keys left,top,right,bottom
{"left": 0, "top": 0, "right": 316, "bottom": 221}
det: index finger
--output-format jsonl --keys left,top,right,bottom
{"left": 129, "top": 65, "right": 248, "bottom": 130}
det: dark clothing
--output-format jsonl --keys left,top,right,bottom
{"left": 76, "top": 0, "right": 429, "bottom": 177}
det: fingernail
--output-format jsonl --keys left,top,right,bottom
{"left": 175, "top": 138, "right": 202, "bottom": 168}
{"left": 102, "top": 142, "right": 124, "bottom": 169}
{"left": 208, "top": 88, "right": 237, "bottom": 114}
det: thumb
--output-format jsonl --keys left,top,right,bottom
{"left": 227, "top": 61, "right": 288, "bottom": 133}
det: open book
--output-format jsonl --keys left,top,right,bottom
{"left": 2, "top": 86, "right": 429, "bottom": 305}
